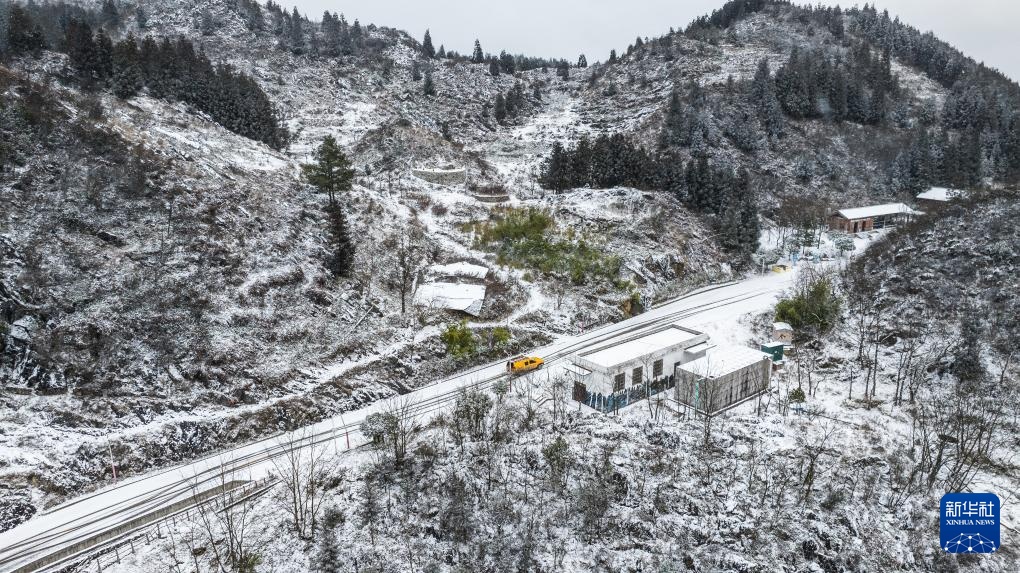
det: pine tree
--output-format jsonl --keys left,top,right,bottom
{"left": 423, "top": 71, "right": 436, "bottom": 96}
{"left": 358, "top": 476, "right": 381, "bottom": 545}
{"left": 100, "top": 0, "right": 119, "bottom": 27}
{"left": 436, "top": 44, "right": 446, "bottom": 58}
{"left": 111, "top": 35, "right": 143, "bottom": 98}
{"left": 556, "top": 61, "right": 569, "bottom": 80}
{"left": 321, "top": 12, "right": 339, "bottom": 56}
{"left": 302, "top": 135, "right": 355, "bottom": 205}
{"left": 577, "top": 54, "right": 587, "bottom": 68}
{"left": 135, "top": 6, "right": 148, "bottom": 29}
{"left": 5, "top": 6, "right": 44, "bottom": 56}
{"left": 94, "top": 30, "right": 114, "bottom": 82}
{"left": 494, "top": 93, "right": 507, "bottom": 123}
{"left": 489, "top": 59, "right": 500, "bottom": 77}
{"left": 313, "top": 507, "right": 343, "bottom": 573}
{"left": 659, "top": 90, "right": 685, "bottom": 148}
{"left": 540, "top": 142, "right": 570, "bottom": 191}
{"left": 338, "top": 15, "right": 353, "bottom": 55}
{"left": 499, "top": 50, "right": 515, "bottom": 74}
{"left": 750, "top": 58, "right": 784, "bottom": 138}
{"left": 471, "top": 39, "right": 484, "bottom": 63}
{"left": 411, "top": 60, "right": 422, "bottom": 81}
{"left": 324, "top": 203, "right": 355, "bottom": 277}
{"left": 314, "top": 529, "right": 341, "bottom": 573}
{"left": 349, "top": 19, "right": 362, "bottom": 52}
{"left": 422, "top": 29, "right": 435, "bottom": 58}
{"left": 571, "top": 136, "right": 592, "bottom": 185}
{"left": 439, "top": 474, "right": 474, "bottom": 543}
{"left": 830, "top": 69, "right": 848, "bottom": 122}
{"left": 608, "top": 49, "right": 617, "bottom": 64}
{"left": 0, "top": 6, "right": 9, "bottom": 58}
{"left": 290, "top": 7, "right": 304, "bottom": 53}
{"left": 952, "top": 314, "right": 986, "bottom": 393}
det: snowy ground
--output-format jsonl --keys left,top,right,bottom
{"left": 3, "top": 3, "right": 1016, "bottom": 570}
{"left": 37, "top": 250, "right": 1018, "bottom": 572}
{"left": 0, "top": 269, "right": 799, "bottom": 572}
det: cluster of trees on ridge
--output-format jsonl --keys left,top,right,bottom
{"left": 0, "top": 2, "right": 288, "bottom": 149}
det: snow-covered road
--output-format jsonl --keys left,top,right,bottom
{"left": 0, "top": 268, "right": 800, "bottom": 573}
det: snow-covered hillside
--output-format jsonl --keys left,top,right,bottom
{"left": 0, "top": 0, "right": 729, "bottom": 514}
{"left": 1, "top": 1, "right": 1019, "bottom": 571}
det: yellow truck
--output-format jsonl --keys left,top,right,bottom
{"left": 506, "top": 356, "right": 544, "bottom": 375}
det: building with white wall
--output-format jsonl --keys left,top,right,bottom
{"left": 567, "top": 324, "right": 710, "bottom": 411}
{"left": 676, "top": 345, "right": 773, "bottom": 415}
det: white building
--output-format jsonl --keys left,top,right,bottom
{"left": 676, "top": 345, "right": 773, "bottom": 415}
{"left": 414, "top": 283, "right": 486, "bottom": 316}
{"left": 828, "top": 203, "right": 919, "bottom": 233}
{"left": 414, "top": 261, "right": 489, "bottom": 316}
{"left": 916, "top": 187, "right": 965, "bottom": 211}
{"left": 568, "top": 324, "right": 710, "bottom": 405}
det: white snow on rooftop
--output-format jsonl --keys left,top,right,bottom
{"left": 686, "top": 341, "right": 713, "bottom": 354}
{"left": 414, "top": 282, "right": 486, "bottom": 316}
{"left": 679, "top": 345, "right": 771, "bottom": 378}
{"left": 916, "top": 187, "right": 963, "bottom": 202}
{"left": 773, "top": 322, "right": 793, "bottom": 331}
{"left": 563, "top": 363, "right": 592, "bottom": 377}
{"left": 429, "top": 262, "right": 488, "bottom": 279}
{"left": 581, "top": 325, "right": 703, "bottom": 368}
{"left": 835, "top": 203, "right": 918, "bottom": 220}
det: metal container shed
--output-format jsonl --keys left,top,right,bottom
{"left": 676, "top": 345, "right": 773, "bottom": 415}
{"left": 761, "top": 341, "right": 785, "bottom": 363}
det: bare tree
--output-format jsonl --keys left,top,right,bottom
{"left": 676, "top": 364, "right": 730, "bottom": 445}
{"left": 544, "top": 373, "right": 569, "bottom": 421}
{"left": 188, "top": 463, "right": 263, "bottom": 573}
{"left": 384, "top": 224, "right": 425, "bottom": 315}
{"left": 272, "top": 429, "right": 343, "bottom": 540}
{"left": 916, "top": 391, "right": 1003, "bottom": 493}
{"left": 362, "top": 396, "right": 423, "bottom": 467}
{"left": 891, "top": 303, "right": 945, "bottom": 407}
{"left": 797, "top": 423, "right": 840, "bottom": 505}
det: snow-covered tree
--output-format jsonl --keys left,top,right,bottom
{"left": 421, "top": 29, "right": 435, "bottom": 58}
{"left": 750, "top": 58, "right": 784, "bottom": 138}
{"left": 423, "top": 71, "right": 435, "bottom": 95}
{"left": 302, "top": 136, "right": 355, "bottom": 205}
{"left": 471, "top": 39, "right": 484, "bottom": 63}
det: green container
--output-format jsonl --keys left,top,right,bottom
{"left": 761, "top": 342, "right": 784, "bottom": 362}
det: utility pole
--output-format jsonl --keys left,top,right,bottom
{"left": 339, "top": 412, "right": 350, "bottom": 449}
{"left": 108, "top": 439, "right": 118, "bottom": 483}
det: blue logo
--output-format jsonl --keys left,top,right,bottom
{"left": 940, "top": 493, "right": 1000, "bottom": 554}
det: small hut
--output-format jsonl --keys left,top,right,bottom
{"left": 773, "top": 322, "right": 794, "bottom": 344}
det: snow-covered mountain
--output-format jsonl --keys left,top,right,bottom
{"left": 1, "top": 1, "right": 1018, "bottom": 571}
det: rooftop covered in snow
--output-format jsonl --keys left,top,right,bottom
{"left": 916, "top": 187, "right": 964, "bottom": 202}
{"left": 833, "top": 203, "right": 918, "bottom": 220}
{"left": 414, "top": 283, "right": 486, "bottom": 316}
{"left": 679, "top": 345, "right": 772, "bottom": 379}
{"left": 579, "top": 324, "right": 706, "bottom": 369}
